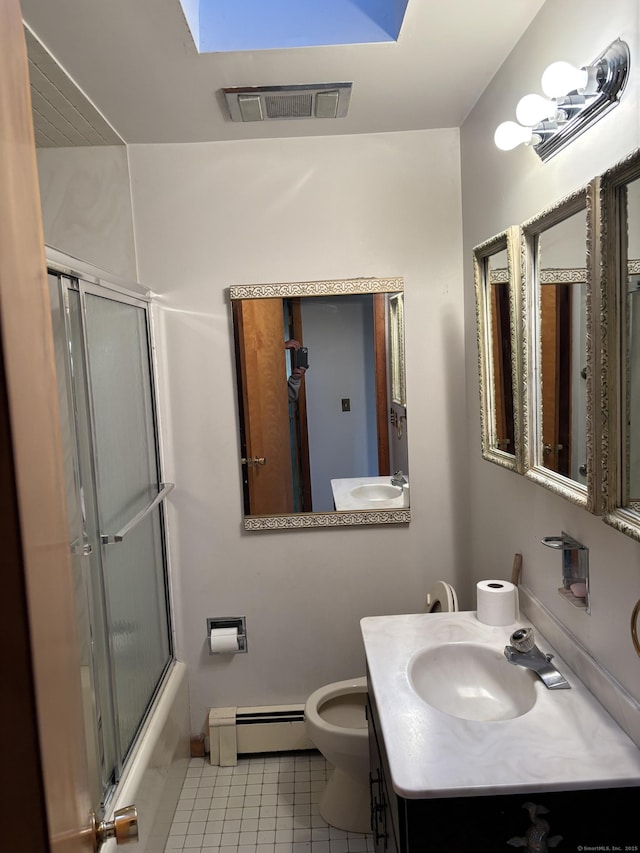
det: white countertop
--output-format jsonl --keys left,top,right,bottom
{"left": 361, "top": 611, "right": 640, "bottom": 799}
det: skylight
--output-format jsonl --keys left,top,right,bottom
{"left": 179, "top": 0, "right": 409, "bottom": 53}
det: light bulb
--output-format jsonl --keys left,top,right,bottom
{"left": 541, "top": 61, "right": 589, "bottom": 98}
{"left": 494, "top": 121, "right": 534, "bottom": 151}
{"left": 516, "top": 93, "right": 558, "bottom": 126}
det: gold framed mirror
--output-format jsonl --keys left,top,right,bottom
{"left": 473, "top": 226, "right": 522, "bottom": 471}
{"left": 521, "top": 183, "right": 598, "bottom": 511}
{"left": 229, "top": 277, "right": 411, "bottom": 530}
{"left": 601, "top": 148, "right": 640, "bottom": 540}
{"left": 389, "top": 292, "right": 406, "bottom": 407}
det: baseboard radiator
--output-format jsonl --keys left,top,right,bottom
{"left": 208, "top": 704, "right": 315, "bottom": 766}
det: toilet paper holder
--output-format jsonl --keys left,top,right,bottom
{"left": 206, "top": 616, "right": 247, "bottom": 654}
{"left": 541, "top": 532, "right": 590, "bottom": 613}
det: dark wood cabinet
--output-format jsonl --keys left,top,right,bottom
{"left": 367, "top": 690, "right": 639, "bottom": 852}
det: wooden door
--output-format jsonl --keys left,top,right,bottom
{"left": 0, "top": 2, "right": 94, "bottom": 849}
{"left": 234, "top": 298, "right": 294, "bottom": 514}
{"left": 540, "top": 283, "right": 572, "bottom": 476}
{"left": 490, "top": 282, "right": 514, "bottom": 453}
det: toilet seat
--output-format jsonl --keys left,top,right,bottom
{"left": 305, "top": 677, "right": 368, "bottom": 737}
{"left": 425, "top": 580, "right": 458, "bottom": 613}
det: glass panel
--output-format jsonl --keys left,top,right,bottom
{"left": 473, "top": 228, "right": 520, "bottom": 473}
{"left": 84, "top": 293, "right": 171, "bottom": 762}
{"left": 487, "top": 248, "right": 514, "bottom": 455}
{"left": 48, "top": 276, "right": 113, "bottom": 806}
{"left": 232, "top": 284, "right": 408, "bottom": 520}
{"left": 624, "top": 177, "right": 640, "bottom": 506}
{"left": 536, "top": 207, "right": 588, "bottom": 486}
{"left": 67, "top": 287, "right": 119, "bottom": 795}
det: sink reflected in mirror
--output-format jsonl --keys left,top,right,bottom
{"left": 331, "top": 475, "right": 409, "bottom": 511}
{"left": 408, "top": 642, "right": 538, "bottom": 721}
{"left": 350, "top": 483, "right": 402, "bottom": 501}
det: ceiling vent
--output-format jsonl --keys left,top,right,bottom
{"left": 223, "top": 83, "right": 352, "bottom": 122}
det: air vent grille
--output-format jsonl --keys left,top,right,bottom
{"left": 223, "top": 83, "right": 352, "bottom": 122}
{"left": 265, "top": 93, "right": 312, "bottom": 119}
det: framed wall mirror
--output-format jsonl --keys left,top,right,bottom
{"left": 601, "top": 148, "right": 640, "bottom": 540}
{"left": 473, "top": 226, "right": 522, "bottom": 472}
{"left": 229, "top": 277, "right": 411, "bottom": 530}
{"left": 521, "top": 184, "right": 598, "bottom": 511}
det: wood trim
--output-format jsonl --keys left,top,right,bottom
{"left": 0, "top": 340, "right": 49, "bottom": 852}
{"left": 0, "top": 3, "right": 92, "bottom": 849}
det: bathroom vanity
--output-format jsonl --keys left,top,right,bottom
{"left": 362, "top": 612, "right": 640, "bottom": 852}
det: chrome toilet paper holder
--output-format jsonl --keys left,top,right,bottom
{"left": 206, "top": 616, "right": 248, "bottom": 653}
{"left": 541, "top": 532, "right": 590, "bottom": 613}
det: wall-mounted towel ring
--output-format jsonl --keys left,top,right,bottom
{"left": 632, "top": 599, "right": 640, "bottom": 658}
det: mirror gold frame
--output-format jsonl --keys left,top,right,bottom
{"left": 472, "top": 148, "right": 640, "bottom": 543}
{"left": 521, "top": 182, "right": 600, "bottom": 513}
{"left": 600, "top": 148, "right": 640, "bottom": 541}
{"left": 473, "top": 226, "right": 522, "bottom": 472}
{"left": 229, "top": 277, "right": 411, "bottom": 531}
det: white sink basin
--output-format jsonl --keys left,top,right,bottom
{"left": 408, "top": 642, "right": 537, "bottom": 721}
{"left": 330, "top": 476, "right": 409, "bottom": 510}
{"left": 361, "top": 611, "right": 640, "bottom": 799}
{"left": 350, "top": 483, "right": 403, "bottom": 502}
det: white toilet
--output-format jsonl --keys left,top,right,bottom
{"left": 304, "top": 581, "right": 458, "bottom": 833}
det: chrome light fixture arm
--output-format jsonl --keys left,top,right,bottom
{"left": 494, "top": 39, "right": 630, "bottom": 162}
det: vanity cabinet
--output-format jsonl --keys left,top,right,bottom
{"left": 366, "top": 690, "right": 638, "bottom": 853}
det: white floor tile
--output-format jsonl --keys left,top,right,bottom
{"left": 164, "top": 753, "right": 372, "bottom": 853}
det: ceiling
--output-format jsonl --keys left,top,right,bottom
{"left": 20, "top": 0, "right": 546, "bottom": 146}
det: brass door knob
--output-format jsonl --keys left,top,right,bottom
{"left": 91, "top": 805, "right": 138, "bottom": 850}
{"left": 241, "top": 456, "right": 267, "bottom": 467}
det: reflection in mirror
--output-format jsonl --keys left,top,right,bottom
{"left": 538, "top": 211, "right": 588, "bottom": 483}
{"left": 522, "top": 185, "right": 595, "bottom": 511}
{"left": 389, "top": 293, "right": 406, "bottom": 406}
{"left": 230, "top": 279, "right": 411, "bottom": 530}
{"left": 474, "top": 227, "right": 521, "bottom": 471}
{"left": 625, "top": 177, "right": 640, "bottom": 505}
{"left": 601, "top": 149, "right": 640, "bottom": 540}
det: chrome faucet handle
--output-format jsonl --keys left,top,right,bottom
{"left": 509, "top": 627, "right": 535, "bottom": 653}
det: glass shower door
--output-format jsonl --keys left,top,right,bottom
{"left": 49, "top": 272, "right": 172, "bottom": 807}
{"left": 83, "top": 287, "right": 172, "bottom": 766}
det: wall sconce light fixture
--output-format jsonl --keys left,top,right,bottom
{"left": 494, "top": 38, "right": 629, "bottom": 161}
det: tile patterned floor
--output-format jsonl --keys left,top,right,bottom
{"left": 165, "top": 751, "right": 375, "bottom": 853}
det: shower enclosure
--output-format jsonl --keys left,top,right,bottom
{"left": 48, "top": 270, "right": 173, "bottom": 812}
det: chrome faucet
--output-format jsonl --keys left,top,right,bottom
{"left": 504, "top": 627, "right": 571, "bottom": 690}
{"left": 391, "top": 470, "right": 408, "bottom": 487}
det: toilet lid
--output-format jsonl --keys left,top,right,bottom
{"left": 425, "top": 581, "right": 458, "bottom": 613}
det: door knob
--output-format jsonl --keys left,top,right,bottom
{"left": 241, "top": 456, "right": 267, "bottom": 467}
{"left": 543, "top": 443, "right": 563, "bottom": 455}
{"left": 91, "top": 805, "right": 138, "bottom": 851}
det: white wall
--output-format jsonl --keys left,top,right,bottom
{"left": 37, "top": 146, "right": 137, "bottom": 281}
{"left": 461, "top": 0, "right": 640, "bottom": 701}
{"left": 128, "top": 130, "right": 467, "bottom": 733}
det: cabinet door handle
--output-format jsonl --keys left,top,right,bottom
{"left": 370, "top": 770, "right": 388, "bottom": 845}
{"left": 368, "top": 773, "right": 376, "bottom": 833}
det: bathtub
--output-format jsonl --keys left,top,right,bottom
{"left": 102, "top": 660, "right": 190, "bottom": 853}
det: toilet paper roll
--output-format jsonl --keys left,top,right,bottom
{"left": 209, "top": 627, "right": 240, "bottom": 654}
{"left": 476, "top": 580, "right": 519, "bottom": 626}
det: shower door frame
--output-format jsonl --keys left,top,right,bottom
{"left": 48, "top": 253, "right": 175, "bottom": 812}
